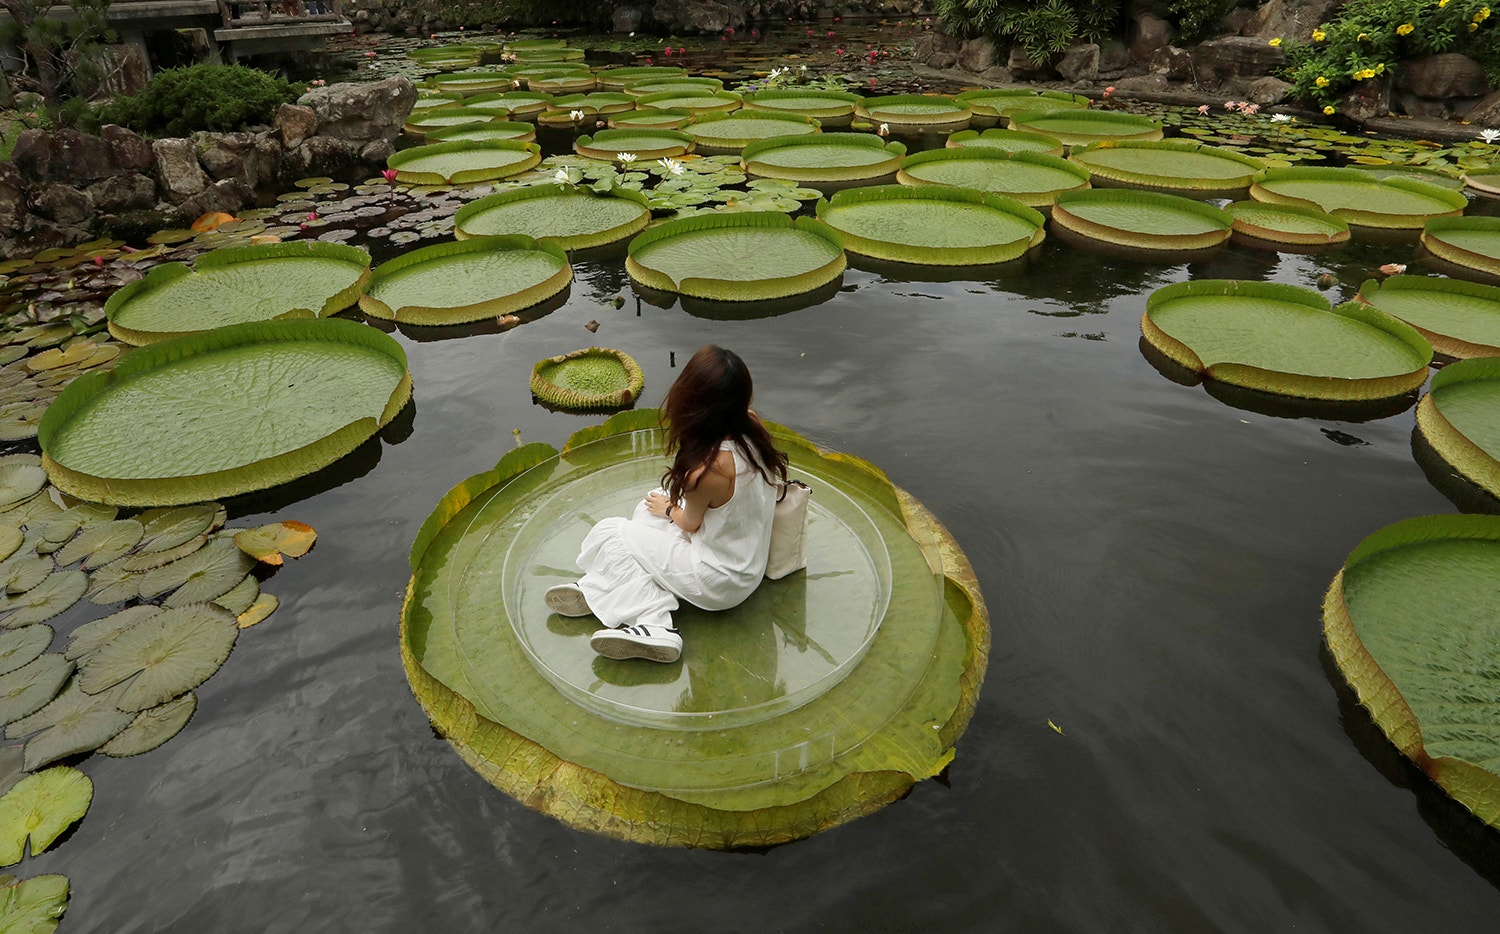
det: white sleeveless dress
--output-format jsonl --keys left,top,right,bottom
{"left": 575, "top": 440, "right": 777, "bottom": 630}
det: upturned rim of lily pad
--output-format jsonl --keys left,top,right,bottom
{"left": 1251, "top": 166, "right": 1468, "bottom": 230}
{"left": 740, "top": 88, "right": 865, "bottom": 121}
{"left": 38, "top": 319, "right": 412, "bottom": 506}
{"left": 400, "top": 410, "right": 990, "bottom": 848}
{"left": 359, "top": 235, "right": 573, "bottom": 326}
{"left": 1415, "top": 356, "right": 1500, "bottom": 497}
{"left": 423, "top": 121, "right": 537, "bottom": 144}
{"left": 1051, "top": 188, "right": 1232, "bottom": 255}
{"left": 815, "top": 185, "right": 1045, "bottom": 266}
{"left": 594, "top": 65, "right": 688, "bottom": 90}
{"left": 682, "top": 111, "right": 821, "bottom": 154}
{"left": 1141, "top": 278, "right": 1433, "bottom": 401}
{"left": 386, "top": 139, "right": 543, "bottom": 185}
{"left": 1066, "top": 139, "right": 1266, "bottom": 195}
{"left": 897, "top": 148, "right": 1091, "bottom": 206}
{"left": 1357, "top": 274, "right": 1500, "bottom": 359}
{"left": 1224, "top": 201, "right": 1351, "bottom": 249}
{"left": 1420, "top": 215, "right": 1500, "bottom": 278}
{"left": 453, "top": 184, "right": 651, "bottom": 251}
{"left": 1006, "top": 109, "right": 1164, "bottom": 146}
{"left": 945, "top": 128, "right": 1065, "bottom": 157}
{"left": 853, "top": 93, "right": 973, "bottom": 130}
{"left": 625, "top": 211, "right": 846, "bottom": 301}
{"left": 574, "top": 128, "right": 696, "bottom": 161}
{"left": 530, "top": 347, "right": 644, "bottom": 411}
{"left": 740, "top": 133, "right": 906, "bottom": 183}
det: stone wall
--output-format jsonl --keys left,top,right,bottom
{"left": 0, "top": 76, "right": 416, "bottom": 256}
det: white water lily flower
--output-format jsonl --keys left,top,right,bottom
{"left": 1270, "top": 113, "right": 1294, "bottom": 123}
{"left": 617, "top": 152, "right": 638, "bottom": 163}
{"left": 878, "top": 122, "right": 890, "bottom": 136}
{"left": 658, "top": 157, "right": 685, "bottom": 175}
{"left": 570, "top": 109, "right": 586, "bottom": 122}
{"left": 554, "top": 168, "right": 574, "bottom": 184}
{"left": 1481, "top": 128, "right": 1500, "bottom": 143}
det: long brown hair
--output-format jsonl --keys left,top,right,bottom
{"left": 660, "top": 345, "right": 788, "bottom": 502}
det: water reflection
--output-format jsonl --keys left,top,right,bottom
{"left": 629, "top": 277, "right": 846, "bottom": 320}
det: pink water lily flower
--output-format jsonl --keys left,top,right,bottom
{"left": 1378, "top": 263, "right": 1407, "bottom": 275}
{"left": 1197, "top": 104, "right": 1210, "bottom": 114}
{"left": 381, "top": 168, "right": 398, "bottom": 183}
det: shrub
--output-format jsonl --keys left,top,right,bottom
{"left": 1167, "top": 0, "right": 1242, "bottom": 43}
{"left": 1280, "top": 0, "right": 1500, "bottom": 113}
{"left": 96, "top": 64, "right": 301, "bottom": 137}
{"left": 933, "top": 0, "right": 1121, "bottom": 64}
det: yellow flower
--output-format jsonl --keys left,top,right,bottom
{"left": 1354, "top": 68, "right": 1376, "bottom": 80}
{"left": 1315, "top": 76, "right": 1330, "bottom": 87}
{"left": 1323, "top": 105, "right": 1336, "bottom": 115}
{"left": 1312, "top": 28, "right": 1326, "bottom": 41}
{"left": 1440, "top": 0, "right": 1449, "bottom": 7}
{"left": 1376, "top": 62, "right": 1386, "bottom": 73}
{"left": 1471, "top": 21, "right": 1480, "bottom": 29}
{"left": 1269, "top": 37, "right": 1283, "bottom": 46}
{"left": 1483, "top": 6, "right": 1492, "bottom": 18}
{"left": 1397, "top": 22, "right": 1414, "bottom": 35}
{"left": 1357, "top": 32, "right": 1369, "bottom": 40}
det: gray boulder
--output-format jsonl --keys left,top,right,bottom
{"left": 1460, "top": 90, "right": 1500, "bottom": 127}
{"left": 1247, "top": 76, "right": 1292, "bottom": 104}
{"left": 31, "top": 184, "right": 93, "bottom": 226}
{"left": 1056, "top": 43, "right": 1100, "bottom": 83}
{"left": 298, "top": 75, "right": 417, "bottom": 144}
{"left": 275, "top": 103, "right": 319, "bottom": 149}
{"left": 1338, "top": 78, "right": 1391, "bottom": 122}
{"left": 1246, "top": 0, "right": 1343, "bottom": 39}
{"left": 151, "top": 138, "right": 210, "bottom": 203}
{"left": 86, "top": 173, "right": 157, "bottom": 213}
{"left": 1150, "top": 45, "right": 1195, "bottom": 82}
{"left": 0, "top": 163, "right": 28, "bottom": 236}
{"left": 1399, "top": 53, "right": 1489, "bottom": 99}
{"left": 1191, "top": 36, "right": 1285, "bottom": 86}
{"left": 177, "top": 179, "right": 255, "bottom": 221}
{"left": 1130, "top": 12, "right": 1173, "bottom": 62}
{"left": 101, "top": 125, "right": 153, "bottom": 173}
{"left": 957, "top": 37, "right": 998, "bottom": 73}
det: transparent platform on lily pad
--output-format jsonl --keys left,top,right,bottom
{"left": 455, "top": 429, "right": 895, "bottom": 731}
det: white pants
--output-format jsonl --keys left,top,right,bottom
{"left": 575, "top": 497, "right": 679, "bottom": 630}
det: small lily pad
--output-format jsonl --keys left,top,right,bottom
{"left": 0, "top": 559, "right": 49, "bottom": 597}
{"left": 76, "top": 603, "right": 237, "bottom": 711}
{"left": 137, "top": 539, "right": 255, "bottom": 606}
{"left": 237, "top": 593, "right": 278, "bottom": 629}
{"left": 0, "top": 766, "right": 91, "bottom": 865}
{"left": 6, "top": 680, "right": 134, "bottom": 770}
{"left": 0, "top": 572, "right": 85, "bottom": 628}
{"left": 135, "top": 506, "right": 219, "bottom": 554}
{"left": 0, "top": 873, "right": 69, "bottom": 933}
{"left": 0, "top": 628, "right": 51, "bottom": 677}
{"left": 98, "top": 692, "right": 196, "bottom": 757}
{"left": 0, "top": 656, "right": 70, "bottom": 726}
{"left": 54, "top": 519, "right": 143, "bottom": 570}
{"left": 0, "top": 468, "right": 45, "bottom": 512}
{"left": 65, "top": 606, "right": 161, "bottom": 661}
{"left": 213, "top": 575, "right": 259, "bottom": 616}
{"left": 84, "top": 559, "right": 138, "bottom": 606}
{"left": 232, "top": 521, "right": 316, "bottom": 566}
{"left": 0, "top": 531, "right": 22, "bottom": 565}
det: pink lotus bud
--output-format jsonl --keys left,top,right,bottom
{"left": 93, "top": 256, "right": 104, "bottom": 266}
{"left": 382, "top": 168, "right": 398, "bottom": 182}
{"left": 365, "top": 51, "right": 376, "bottom": 57}
{"left": 307, "top": 212, "right": 318, "bottom": 221}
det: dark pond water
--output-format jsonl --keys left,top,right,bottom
{"left": 32, "top": 213, "right": 1500, "bottom": 931}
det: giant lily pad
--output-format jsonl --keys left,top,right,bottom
{"left": 454, "top": 185, "right": 650, "bottom": 251}
{"left": 682, "top": 111, "right": 820, "bottom": 155}
{"left": 531, "top": 347, "right": 644, "bottom": 411}
{"left": 0, "top": 766, "right": 90, "bottom": 865}
{"left": 423, "top": 121, "right": 537, "bottom": 145}
{"left": 595, "top": 66, "right": 687, "bottom": 90}
{"left": 403, "top": 107, "right": 518, "bottom": 138}
{"left": 897, "top": 149, "right": 1090, "bottom": 207}
{"left": 544, "top": 92, "right": 636, "bottom": 116}
{"left": 6, "top": 679, "right": 134, "bottom": 770}
{"left": 424, "top": 71, "right": 518, "bottom": 96}
{"left": 104, "top": 242, "right": 372, "bottom": 346}
{"left": 608, "top": 108, "right": 692, "bottom": 130}
{"left": 97, "top": 691, "right": 196, "bottom": 757}
{"left": 401, "top": 411, "right": 988, "bottom": 847}
{"left": 740, "top": 90, "right": 864, "bottom": 127}
{"left": 1050, "top": 189, "right": 1232, "bottom": 259}
{"left": 457, "top": 92, "right": 552, "bottom": 118}
{"left": 0, "top": 873, "right": 68, "bottom": 932}
{"left": 955, "top": 89, "right": 1087, "bottom": 126}
{"left": 1224, "top": 201, "right": 1351, "bottom": 252}
{"left": 38, "top": 319, "right": 412, "bottom": 507}
{"left": 626, "top": 212, "right": 845, "bottom": 301}
{"left": 529, "top": 73, "right": 598, "bottom": 94}
{"left": 1142, "top": 279, "right": 1433, "bottom": 401}
{"left": 77, "top": 602, "right": 237, "bottom": 712}
{"left": 1250, "top": 167, "right": 1467, "bottom": 230}
{"left": 946, "top": 128, "right": 1064, "bottom": 156}
{"left": 624, "top": 76, "right": 723, "bottom": 94}
{"left": 574, "top": 129, "right": 695, "bottom": 161}
{"left": 1358, "top": 275, "right": 1500, "bottom": 359}
{"left": 741, "top": 133, "right": 906, "bottom": 184}
{"left": 816, "top": 186, "right": 1045, "bottom": 266}
{"left": 1324, "top": 514, "right": 1500, "bottom": 828}
{"left": 386, "top": 140, "right": 543, "bottom": 185}
{"left": 1414, "top": 356, "right": 1500, "bottom": 496}
{"left": 855, "top": 94, "right": 972, "bottom": 131}
{"left": 632, "top": 90, "right": 742, "bottom": 115}
{"left": 1420, "top": 216, "right": 1500, "bottom": 279}
{"left": 1067, "top": 139, "right": 1265, "bottom": 196}
{"left": 359, "top": 236, "right": 572, "bottom": 326}
{"left": 1006, "top": 109, "right": 1163, "bottom": 146}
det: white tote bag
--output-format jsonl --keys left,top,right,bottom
{"left": 765, "top": 479, "right": 811, "bottom": 579}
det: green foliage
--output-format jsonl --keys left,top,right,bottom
{"left": 1167, "top": 0, "right": 1241, "bottom": 42}
{"left": 1280, "top": 0, "right": 1500, "bottom": 111}
{"left": 428, "top": 0, "right": 606, "bottom": 27}
{"left": 96, "top": 65, "right": 301, "bottom": 138}
{"left": 0, "top": 0, "right": 114, "bottom": 113}
{"left": 933, "top": 0, "right": 1121, "bottom": 63}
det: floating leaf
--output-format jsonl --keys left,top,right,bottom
{"left": 65, "top": 606, "right": 160, "bottom": 661}
{"left": 6, "top": 680, "right": 133, "bottom": 770}
{"left": 237, "top": 593, "right": 278, "bottom": 629}
{"left": 84, "top": 559, "right": 137, "bottom": 605}
{"left": 53, "top": 519, "right": 142, "bottom": 570}
{"left": 0, "top": 532, "right": 20, "bottom": 566}
{"left": 118, "top": 534, "right": 206, "bottom": 573}
{"left": 135, "top": 505, "right": 218, "bottom": 554}
{"left": 0, "top": 468, "right": 44, "bottom": 513}
{"left": 816, "top": 185, "right": 1045, "bottom": 266}
{"left": 0, "top": 874, "right": 68, "bottom": 933}
{"left": 531, "top": 348, "right": 644, "bottom": 411}
{"left": 1051, "top": 189, "right": 1232, "bottom": 259}
{"left": 741, "top": 133, "right": 905, "bottom": 183}
{"left": 855, "top": 93, "right": 972, "bottom": 131}
{"left": 0, "top": 656, "right": 70, "bottom": 726}
{"left": 77, "top": 603, "right": 236, "bottom": 711}
{"left": 0, "top": 560, "right": 50, "bottom": 597}
{"left": 1414, "top": 356, "right": 1500, "bottom": 496}
{"left": 138, "top": 539, "right": 255, "bottom": 606}
{"left": 453, "top": 184, "right": 651, "bottom": 251}
{"left": 359, "top": 236, "right": 572, "bottom": 327}
{"left": 232, "top": 521, "right": 316, "bottom": 566}
{"left": 0, "top": 628, "right": 51, "bottom": 678}
{"left": 1251, "top": 166, "right": 1467, "bottom": 230}
{"left": 387, "top": 140, "right": 543, "bottom": 186}
{"left": 0, "top": 572, "right": 85, "bottom": 628}
{"left": 626, "top": 212, "right": 845, "bottom": 301}
{"left": 1358, "top": 275, "right": 1500, "bottom": 359}
{"left": 39, "top": 320, "right": 412, "bottom": 507}
{"left": 214, "top": 574, "right": 259, "bottom": 615}
{"left": 0, "top": 767, "right": 91, "bottom": 865}
{"left": 1007, "top": 109, "right": 1163, "bottom": 146}
{"left": 98, "top": 692, "right": 196, "bottom": 757}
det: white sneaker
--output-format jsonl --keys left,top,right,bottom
{"left": 544, "top": 583, "right": 592, "bottom": 618}
{"left": 590, "top": 624, "right": 683, "bottom": 663}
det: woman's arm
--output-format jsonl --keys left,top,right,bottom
{"left": 644, "top": 450, "right": 734, "bottom": 533}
